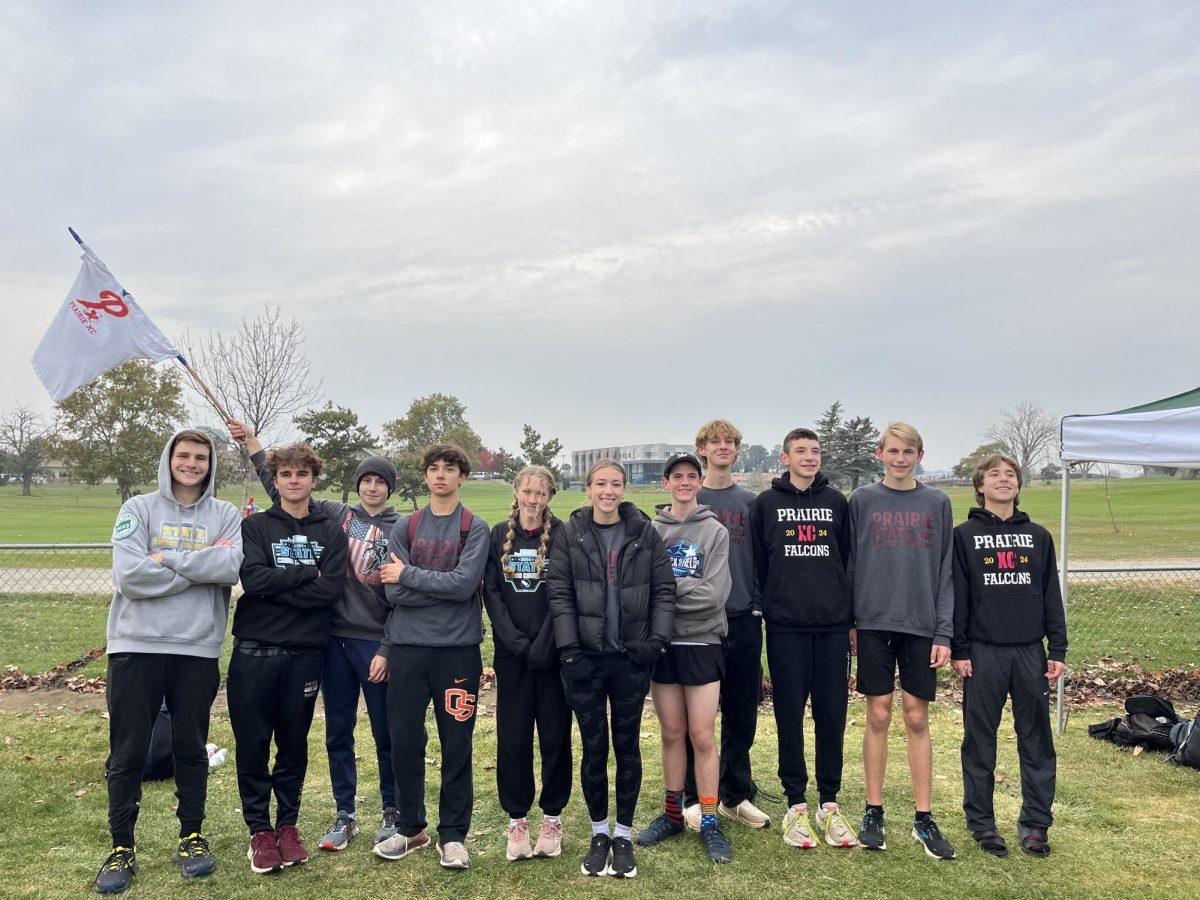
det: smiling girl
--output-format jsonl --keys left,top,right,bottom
{"left": 483, "top": 466, "right": 572, "bottom": 862}
{"left": 547, "top": 459, "right": 676, "bottom": 880}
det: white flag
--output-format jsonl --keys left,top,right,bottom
{"left": 32, "top": 237, "right": 180, "bottom": 402}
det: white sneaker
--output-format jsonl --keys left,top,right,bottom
{"left": 437, "top": 840, "right": 470, "bottom": 869}
{"left": 718, "top": 798, "right": 772, "bottom": 829}
{"left": 682, "top": 803, "right": 702, "bottom": 832}
{"left": 815, "top": 802, "right": 859, "bottom": 848}
{"left": 782, "top": 805, "right": 817, "bottom": 849}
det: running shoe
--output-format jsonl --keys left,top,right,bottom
{"left": 319, "top": 811, "right": 359, "bottom": 851}
{"left": 815, "top": 803, "right": 859, "bottom": 848}
{"left": 635, "top": 813, "right": 684, "bottom": 847}
{"left": 912, "top": 814, "right": 956, "bottom": 860}
{"left": 782, "top": 805, "right": 817, "bottom": 848}
{"left": 94, "top": 847, "right": 137, "bottom": 894}
{"left": 173, "top": 832, "right": 216, "bottom": 878}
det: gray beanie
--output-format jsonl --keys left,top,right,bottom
{"left": 355, "top": 455, "right": 397, "bottom": 496}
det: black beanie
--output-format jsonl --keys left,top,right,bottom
{"left": 355, "top": 455, "right": 397, "bottom": 496}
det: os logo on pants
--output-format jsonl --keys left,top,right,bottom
{"left": 444, "top": 687, "right": 477, "bottom": 722}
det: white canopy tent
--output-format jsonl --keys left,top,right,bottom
{"left": 1055, "top": 387, "right": 1200, "bottom": 731}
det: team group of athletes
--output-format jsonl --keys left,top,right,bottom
{"left": 92, "top": 416, "right": 1067, "bottom": 893}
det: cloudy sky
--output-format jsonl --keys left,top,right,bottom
{"left": 3, "top": 1, "right": 1197, "bottom": 470}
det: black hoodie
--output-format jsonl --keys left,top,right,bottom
{"left": 483, "top": 514, "right": 563, "bottom": 669}
{"left": 951, "top": 507, "right": 1067, "bottom": 662}
{"left": 235, "top": 502, "right": 349, "bottom": 651}
{"left": 749, "top": 473, "right": 852, "bottom": 632}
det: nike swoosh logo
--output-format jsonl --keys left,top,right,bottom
{"left": 453, "top": 677, "right": 467, "bottom": 684}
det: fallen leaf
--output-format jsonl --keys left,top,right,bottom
{"left": 74, "top": 789, "right": 87, "bottom": 797}
{"left": 1133, "top": 745, "right": 1144, "bottom": 756}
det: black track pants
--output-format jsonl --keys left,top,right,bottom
{"left": 961, "top": 641, "right": 1056, "bottom": 831}
{"left": 493, "top": 649, "right": 572, "bottom": 819}
{"left": 766, "top": 629, "right": 851, "bottom": 807}
{"left": 106, "top": 653, "right": 219, "bottom": 846}
{"left": 386, "top": 644, "right": 482, "bottom": 844}
{"left": 227, "top": 648, "right": 323, "bottom": 834}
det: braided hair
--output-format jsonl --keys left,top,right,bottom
{"left": 501, "top": 465, "right": 558, "bottom": 579}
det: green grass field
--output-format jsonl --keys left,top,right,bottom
{"left": 3, "top": 476, "right": 1200, "bottom": 561}
{"left": 1, "top": 691, "right": 1197, "bottom": 899}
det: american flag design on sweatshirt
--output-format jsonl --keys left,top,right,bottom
{"left": 342, "top": 509, "right": 389, "bottom": 585}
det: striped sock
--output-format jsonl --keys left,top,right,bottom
{"left": 700, "top": 795, "right": 718, "bottom": 832}
{"left": 664, "top": 789, "right": 684, "bottom": 827}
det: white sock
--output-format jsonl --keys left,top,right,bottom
{"left": 591, "top": 819, "right": 610, "bottom": 837}
{"left": 509, "top": 817, "right": 525, "bottom": 828}
{"left": 613, "top": 822, "right": 632, "bottom": 840}
{"left": 544, "top": 815, "right": 561, "bottom": 824}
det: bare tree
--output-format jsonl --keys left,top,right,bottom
{"left": 985, "top": 401, "right": 1058, "bottom": 476}
{"left": 180, "top": 305, "right": 323, "bottom": 443}
{"left": 0, "top": 405, "right": 50, "bottom": 495}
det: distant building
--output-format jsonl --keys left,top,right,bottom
{"left": 572, "top": 443, "right": 694, "bottom": 485}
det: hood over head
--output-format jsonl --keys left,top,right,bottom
{"left": 157, "top": 429, "right": 218, "bottom": 505}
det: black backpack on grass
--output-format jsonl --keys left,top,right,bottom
{"left": 1167, "top": 712, "right": 1200, "bottom": 769}
{"left": 1088, "top": 694, "right": 1183, "bottom": 752}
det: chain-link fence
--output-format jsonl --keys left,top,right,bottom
{"left": 2, "top": 544, "right": 1197, "bottom": 697}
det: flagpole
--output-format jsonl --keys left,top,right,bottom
{"left": 65, "top": 228, "right": 233, "bottom": 425}
{"left": 176, "top": 356, "right": 233, "bottom": 423}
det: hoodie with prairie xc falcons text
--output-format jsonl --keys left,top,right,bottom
{"left": 749, "top": 473, "right": 852, "bottom": 632}
{"left": 651, "top": 504, "right": 731, "bottom": 644}
{"left": 235, "top": 502, "right": 349, "bottom": 652}
{"left": 107, "top": 430, "right": 244, "bottom": 658}
{"left": 952, "top": 506, "right": 1068, "bottom": 662}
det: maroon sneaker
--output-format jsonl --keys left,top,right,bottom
{"left": 276, "top": 824, "right": 310, "bottom": 866}
{"left": 247, "top": 830, "right": 283, "bottom": 875}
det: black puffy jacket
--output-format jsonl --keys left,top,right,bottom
{"left": 547, "top": 502, "right": 675, "bottom": 654}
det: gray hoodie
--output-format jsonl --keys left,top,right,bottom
{"left": 651, "top": 504, "right": 731, "bottom": 644}
{"left": 106, "top": 430, "right": 243, "bottom": 658}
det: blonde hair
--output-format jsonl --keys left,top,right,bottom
{"left": 501, "top": 466, "right": 557, "bottom": 579}
{"left": 585, "top": 458, "right": 626, "bottom": 487}
{"left": 694, "top": 419, "right": 743, "bottom": 463}
{"left": 973, "top": 453, "right": 1022, "bottom": 506}
{"left": 878, "top": 421, "right": 924, "bottom": 453}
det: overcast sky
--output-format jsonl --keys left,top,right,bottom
{"left": 3, "top": 1, "right": 1198, "bottom": 471}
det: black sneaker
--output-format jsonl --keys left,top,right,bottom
{"left": 700, "top": 825, "right": 733, "bottom": 864}
{"left": 912, "top": 815, "right": 956, "bottom": 860}
{"left": 635, "top": 814, "right": 684, "bottom": 847}
{"left": 95, "top": 847, "right": 137, "bottom": 894}
{"left": 173, "top": 832, "right": 216, "bottom": 878}
{"left": 580, "top": 834, "right": 611, "bottom": 876}
{"left": 859, "top": 809, "right": 887, "bottom": 851}
{"left": 607, "top": 837, "right": 637, "bottom": 879}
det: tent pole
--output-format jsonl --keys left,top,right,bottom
{"left": 1056, "top": 461, "right": 1071, "bottom": 736}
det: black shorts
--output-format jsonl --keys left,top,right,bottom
{"left": 652, "top": 644, "right": 725, "bottom": 686}
{"left": 855, "top": 630, "right": 936, "bottom": 701}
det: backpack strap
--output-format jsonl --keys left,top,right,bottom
{"left": 458, "top": 508, "right": 473, "bottom": 552}
{"left": 406, "top": 508, "right": 422, "bottom": 548}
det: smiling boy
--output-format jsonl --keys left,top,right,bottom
{"left": 231, "top": 443, "right": 349, "bottom": 874}
{"left": 95, "top": 430, "right": 243, "bottom": 894}
{"left": 847, "top": 422, "right": 956, "bottom": 859}
{"left": 638, "top": 452, "right": 733, "bottom": 863}
{"left": 230, "top": 420, "right": 402, "bottom": 853}
{"left": 374, "top": 444, "right": 489, "bottom": 870}
{"left": 952, "top": 454, "right": 1066, "bottom": 859}
{"left": 751, "top": 427, "right": 857, "bottom": 850}
{"left": 676, "top": 420, "right": 771, "bottom": 832}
